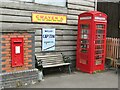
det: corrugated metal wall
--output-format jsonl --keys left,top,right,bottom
{"left": 98, "top": 2, "right": 120, "bottom": 38}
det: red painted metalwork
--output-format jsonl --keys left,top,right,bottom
{"left": 11, "top": 38, "right": 24, "bottom": 67}
{"left": 76, "top": 11, "right": 107, "bottom": 73}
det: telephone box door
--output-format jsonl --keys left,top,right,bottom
{"left": 76, "top": 19, "right": 93, "bottom": 72}
{"left": 94, "top": 22, "right": 107, "bottom": 70}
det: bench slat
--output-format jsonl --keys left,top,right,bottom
{"left": 37, "top": 56, "right": 63, "bottom": 60}
{"left": 43, "top": 63, "right": 71, "bottom": 68}
{"left": 37, "top": 57, "right": 63, "bottom": 60}
{"left": 42, "top": 60, "right": 63, "bottom": 63}
{"left": 37, "top": 55, "right": 62, "bottom": 58}
{"left": 42, "top": 62, "right": 64, "bottom": 65}
{"left": 40, "top": 58, "right": 63, "bottom": 62}
{"left": 41, "top": 59, "right": 63, "bottom": 61}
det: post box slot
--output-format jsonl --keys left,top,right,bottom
{"left": 14, "top": 41, "right": 22, "bottom": 43}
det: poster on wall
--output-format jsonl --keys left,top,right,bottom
{"left": 42, "top": 28, "right": 55, "bottom": 51}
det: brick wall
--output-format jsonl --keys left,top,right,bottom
{"left": 1, "top": 32, "right": 35, "bottom": 73}
{"left": 1, "top": 69, "right": 38, "bottom": 88}
{"left": 0, "top": 31, "right": 39, "bottom": 88}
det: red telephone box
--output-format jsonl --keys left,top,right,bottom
{"left": 76, "top": 11, "right": 107, "bottom": 73}
{"left": 11, "top": 38, "right": 24, "bottom": 67}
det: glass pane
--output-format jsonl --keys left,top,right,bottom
{"left": 81, "top": 40, "right": 88, "bottom": 44}
{"left": 81, "top": 30, "right": 89, "bottom": 34}
{"left": 80, "top": 44, "right": 88, "bottom": 53}
{"left": 81, "top": 24, "right": 89, "bottom": 29}
{"left": 95, "top": 40, "right": 104, "bottom": 44}
{"left": 81, "top": 49, "right": 87, "bottom": 53}
{"left": 96, "top": 30, "right": 104, "bottom": 34}
{"left": 95, "top": 45, "right": 103, "bottom": 49}
{"left": 95, "top": 60, "right": 102, "bottom": 65}
{"left": 95, "top": 50, "right": 103, "bottom": 54}
{"left": 96, "top": 35, "right": 104, "bottom": 39}
{"left": 81, "top": 34, "right": 88, "bottom": 39}
{"left": 96, "top": 24, "right": 104, "bottom": 29}
{"left": 95, "top": 55, "right": 103, "bottom": 59}
{"left": 81, "top": 44, "right": 88, "bottom": 48}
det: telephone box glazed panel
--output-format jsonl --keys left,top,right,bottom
{"left": 11, "top": 38, "right": 24, "bottom": 67}
{"left": 76, "top": 11, "right": 107, "bottom": 73}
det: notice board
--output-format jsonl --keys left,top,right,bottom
{"left": 42, "top": 28, "right": 55, "bottom": 51}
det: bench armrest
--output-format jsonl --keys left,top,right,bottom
{"left": 61, "top": 53, "right": 71, "bottom": 63}
{"left": 35, "top": 55, "right": 43, "bottom": 69}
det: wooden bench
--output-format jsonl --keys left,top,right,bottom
{"left": 105, "top": 57, "right": 120, "bottom": 74}
{"left": 35, "top": 53, "right": 71, "bottom": 74}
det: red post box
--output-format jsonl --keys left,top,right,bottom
{"left": 76, "top": 11, "right": 107, "bottom": 73}
{"left": 11, "top": 38, "right": 24, "bottom": 67}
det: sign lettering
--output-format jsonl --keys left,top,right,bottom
{"left": 32, "top": 13, "right": 67, "bottom": 24}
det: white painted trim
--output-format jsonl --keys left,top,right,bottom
{"left": 95, "top": 0, "right": 97, "bottom": 11}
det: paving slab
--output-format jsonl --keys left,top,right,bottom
{"left": 23, "top": 70, "right": 118, "bottom": 88}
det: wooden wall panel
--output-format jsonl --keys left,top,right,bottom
{"left": 1, "top": 22, "right": 77, "bottom": 30}
{"left": 35, "top": 46, "right": 76, "bottom": 52}
{"left": 67, "top": 1, "right": 95, "bottom": 26}
{"left": 68, "top": 4, "right": 94, "bottom": 11}
{"left": 35, "top": 30, "right": 77, "bottom": 36}
{"left": 35, "top": 36, "right": 77, "bottom": 41}
{"left": 68, "top": 10, "right": 86, "bottom": 15}
{"left": 0, "top": 1, "right": 67, "bottom": 14}
{"left": 68, "top": 0, "right": 94, "bottom": 7}
{"left": 1, "top": 0, "right": 95, "bottom": 69}
{"left": 35, "top": 41, "right": 76, "bottom": 47}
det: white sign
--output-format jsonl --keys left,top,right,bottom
{"left": 42, "top": 28, "right": 55, "bottom": 51}
{"left": 80, "top": 16, "right": 92, "bottom": 20}
{"left": 95, "top": 17, "right": 106, "bottom": 21}
{"left": 19, "top": 0, "right": 33, "bottom": 2}
{"left": 15, "top": 46, "right": 20, "bottom": 54}
{"left": 34, "top": 0, "right": 66, "bottom": 7}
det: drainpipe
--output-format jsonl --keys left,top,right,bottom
{"left": 95, "top": 0, "right": 97, "bottom": 11}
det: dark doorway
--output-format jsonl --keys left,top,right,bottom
{"left": 98, "top": 1, "right": 120, "bottom": 38}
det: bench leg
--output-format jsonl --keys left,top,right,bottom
{"left": 38, "top": 70, "right": 43, "bottom": 80}
{"left": 68, "top": 65, "right": 71, "bottom": 74}
{"left": 116, "top": 65, "right": 118, "bottom": 74}
{"left": 38, "top": 69, "right": 44, "bottom": 82}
